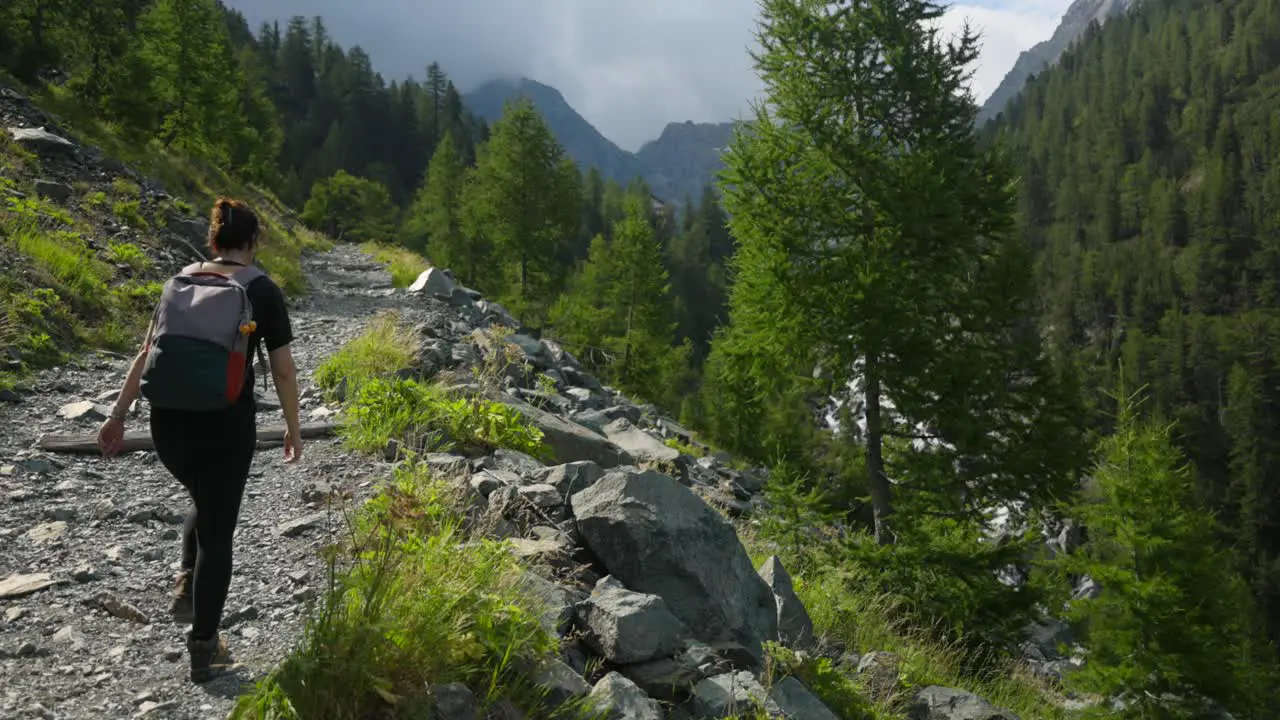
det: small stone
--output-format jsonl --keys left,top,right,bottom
{"left": 57, "top": 400, "right": 109, "bottom": 421}
{"left": 72, "top": 566, "right": 100, "bottom": 583}
{"left": 23, "top": 521, "right": 68, "bottom": 544}
{"left": 277, "top": 512, "right": 327, "bottom": 537}
{"left": 5, "top": 607, "right": 29, "bottom": 623}
{"left": 0, "top": 573, "right": 58, "bottom": 599}
{"left": 517, "top": 483, "right": 562, "bottom": 508}
{"left": 85, "top": 591, "right": 150, "bottom": 624}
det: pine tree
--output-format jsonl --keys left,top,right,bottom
{"left": 1059, "top": 386, "right": 1280, "bottom": 719}
{"left": 715, "top": 0, "right": 1084, "bottom": 546}
{"left": 550, "top": 194, "right": 684, "bottom": 403}
{"left": 462, "top": 98, "right": 580, "bottom": 324}
{"left": 402, "top": 133, "right": 468, "bottom": 260}
{"left": 138, "top": 0, "right": 242, "bottom": 162}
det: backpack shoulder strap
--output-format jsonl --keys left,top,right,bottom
{"left": 231, "top": 264, "right": 266, "bottom": 286}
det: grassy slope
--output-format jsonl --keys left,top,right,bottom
{"left": 0, "top": 79, "right": 329, "bottom": 392}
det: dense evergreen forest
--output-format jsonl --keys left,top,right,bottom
{"left": 984, "top": 0, "right": 1280, "bottom": 652}
{"left": 6, "top": 0, "right": 1280, "bottom": 715}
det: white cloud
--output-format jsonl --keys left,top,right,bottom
{"left": 224, "top": 0, "right": 1073, "bottom": 151}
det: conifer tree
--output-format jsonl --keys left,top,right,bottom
{"left": 462, "top": 98, "right": 580, "bottom": 324}
{"left": 551, "top": 194, "right": 685, "bottom": 403}
{"left": 1059, "top": 386, "right": 1280, "bottom": 719}
{"left": 713, "top": 0, "right": 1085, "bottom": 546}
{"left": 402, "top": 132, "right": 467, "bottom": 257}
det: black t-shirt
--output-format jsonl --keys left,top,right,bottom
{"left": 240, "top": 273, "right": 294, "bottom": 404}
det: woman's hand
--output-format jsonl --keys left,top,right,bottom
{"left": 283, "top": 428, "right": 303, "bottom": 463}
{"left": 97, "top": 417, "right": 125, "bottom": 458}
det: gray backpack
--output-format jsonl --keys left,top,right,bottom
{"left": 140, "top": 262, "right": 267, "bottom": 411}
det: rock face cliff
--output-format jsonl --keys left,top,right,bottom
{"left": 977, "top": 0, "right": 1135, "bottom": 125}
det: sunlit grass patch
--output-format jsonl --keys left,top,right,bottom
{"left": 313, "top": 311, "right": 421, "bottom": 400}
{"left": 361, "top": 240, "right": 430, "bottom": 288}
{"left": 230, "top": 461, "right": 594, "bottom": 720}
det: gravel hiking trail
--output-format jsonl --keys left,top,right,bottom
{"left": 1, "top": 244, "right": 412, "bottom": 720}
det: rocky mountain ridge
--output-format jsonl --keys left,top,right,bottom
{"left": 463, "top": 77, "right": 733, "bottom": 204}
{"left": 977, "top": 0, "right": 1135, "bottom": 125}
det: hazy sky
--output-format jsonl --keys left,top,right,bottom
{"left": 225, "top": 0, "right": 1073, "bottom": 152}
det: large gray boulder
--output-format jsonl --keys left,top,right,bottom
{"left": 908, "top": 686, "right": 1022, "bottom": 720}
{"left": 577, "top": 575, "right": 688, "bottom": 664}
{"left": 571, "top": 470, "right": 779, "bottom": 663}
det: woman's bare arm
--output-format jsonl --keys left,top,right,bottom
{"left": 269, "top": 345, "right": 301, "bottom": 436}
{"left": 109, "top": 329, "right": 152, "bottom": 420}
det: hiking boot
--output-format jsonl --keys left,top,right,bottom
{"left": 186, "top": 631, "right": 240, "bottom": 683}
{"left": 169, "top": 570, "right": 194, "bottom": 625}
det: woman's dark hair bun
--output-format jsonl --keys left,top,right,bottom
{"left": 208, "top": 197, "right": 261, "bottom": 253}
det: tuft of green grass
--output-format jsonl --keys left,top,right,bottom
{"left": 314, "top": 311, "right": 421, "bottom": 400}
{"left": 360, "top": 240, "right": 430, "bottom": 288}
{"left": 106, "top": 240, "right": 153, "bottom": 271}
{"left": 109, "top": 177, "right": 141, "bottom": 198}
{"left": 231, "top": 461, "right": 596, "bottom": 720}
{"left": 111, "top": 199, "right": 149, "bottom": 229}
{"left": 740, "top": 531, "right": 1069, "bottom": 720}
{"left": 343, "top": 377, "right": 549, "bottom": 460}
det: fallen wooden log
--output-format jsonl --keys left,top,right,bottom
{"left": 36, "top": 422, "right": 342, "bottom": 454}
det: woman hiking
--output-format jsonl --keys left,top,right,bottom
{"left": 96, "top": 197, "right": 304, "bottom": 683}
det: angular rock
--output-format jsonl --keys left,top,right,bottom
{"left": 602, "top": 419, "right": 679, "bottom": 464}
{"left": 0, "top": 573, "right": 59, "bottom": 600}
{"left": 532, "top": 658, "right": 590, "bottom": 706}
{"left": 588, "top": 672, "right": 664, "bottom": 720}
{"left": 515, "top": 571, "right": 581, "bottom": 636}
{"left": 9, "top": 126, "right": 76, "bottom": 156}
{"left": 57, "top": 400, "right": 109, "bottom": 421}
{"left": 517, "top": 483, "right": 563, "bottom": 508}
{"left": 572, "top": 470, "right": 779, "bottom": 663}
{"left": 565, "top": 387, "right": 604, "bottom": 409}
{"left": 430, "top": 682, "right": 479, "bottom": 720}
{"left": 538, "top": 461, "right": 605, "bottom": 497}
{"left": 768, "top": 676, "right": 840, "bottom": 720}
{"left": 493, "top": 447, "right": 545, "bottom": 475}
{"left": 34, "top": 179, "right": 73, "bottom": 202}
{"left": 858, "top": 651, "right": 902, "bottom": 702}
{"left": 758, "top": 556, "right": 815, "bottom": 649}
{"left": 408, "top": 267, "right": 455, "bottom": 296}
{"left": 277, "top": 512, "right": 328, "bottom": 537}
{"left": 618, "top": 652, "right": 707, "bottom": 703}
{"left": 578, "top": 575, "right": 688, "bottom": 664}
{"left": 691, "top": 671, "right": 779, "bottom": 718}
{"left": 908, "top": 687, "right": 1021, "bottom": 720}
{"left": 498, "top": 395, "right": 633, "bottom": 468}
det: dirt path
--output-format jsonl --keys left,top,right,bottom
{"left": 0, "top": 244, "right": 409, "bottom": 720}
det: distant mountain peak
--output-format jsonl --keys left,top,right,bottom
{"left": 977, "top": 0, "right": 1136, "bottom": 125}
{"left": 463, "top": 78, "right": 734, "bottom": 202}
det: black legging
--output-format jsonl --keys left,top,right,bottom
{"left": 151, "top": 400, "right": 256, "bottom": 641}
